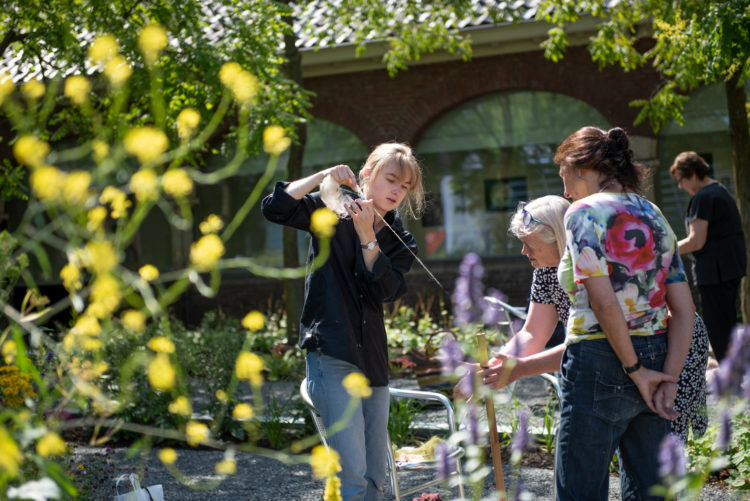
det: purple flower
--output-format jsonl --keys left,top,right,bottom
{"left": 512, "top": 409, "right": 530, "bottom": 455}
{"left": 658, "top": 433, "right": 686, "bottom": 478}
{"left": 439, "top": 337, "right": 464, "bottom": 376}
{"left": 455, "top": 365, "right": 474, "bottom": 398}
{"left": 452, "top": 253, "right": 486, "bottom": 326}
{"left": 482, "top": 289, "right": 507, "bottom": 326}
{"left": 467, "top": 401, "right": 480, "bottom": 445}
{"left": 711, "top": 325, "right": 750, "bottom": 399}
{"left": 718, "top": 408, "right": 732, "bottom": 450}
{"left": 435, "top": 441, "right": 454, "bottom": 480}
{"left": 512, "top": 478, "right": 528, "bottom": 501}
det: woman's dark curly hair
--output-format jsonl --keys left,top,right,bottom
{"left": 553, "top": 126, "right": 647, "bottom": 192}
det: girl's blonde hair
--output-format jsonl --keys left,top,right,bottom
{"left": 359, "top": 142, "right": 425, "bottom": 219}
{"left": 508, "top": 195, "right": 570, "bottom": 259}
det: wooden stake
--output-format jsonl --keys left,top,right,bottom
{"left": 477, "top": 332, "right": 505, "bottom": 497}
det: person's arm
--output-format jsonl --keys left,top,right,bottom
{"left": 677, "top": 218, "right": 708, "bottom": 254}
{"left": 584, "top": 276, "right": 678, "bottom": 419}
{"left": 285, "top": 164, "right": 357, "bottom": 200}
{"left": 482, "top": 344, "right": 565, "bottom": 390}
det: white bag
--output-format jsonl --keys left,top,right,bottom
{"left": 113, "top": 473, "right": 164, "bottom": 501}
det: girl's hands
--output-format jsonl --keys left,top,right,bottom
{"left": 325, "top": 164, "right": 358, "bottom": 191}
{"left": 346, "top": 199, "right": 377, "bottom": 243}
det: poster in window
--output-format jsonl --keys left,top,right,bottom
{"left": 484, "top": 177, "right": 528, "bottom": 212}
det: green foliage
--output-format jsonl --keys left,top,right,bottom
{"left": 686, "top": 412, "right": 750, "bottom": 491}
{"left": 388, "top": 398, "right": 424, "bottom": 446}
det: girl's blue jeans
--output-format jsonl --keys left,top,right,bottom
{"left": 555, "top": 335, "right": 671, "bottom": 501}
{"left": 306, "top": 352, "right": 389, "bottom": 501}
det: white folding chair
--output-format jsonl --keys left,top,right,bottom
{"left": 300, "top": 378, "right": 465, "bottom": 500}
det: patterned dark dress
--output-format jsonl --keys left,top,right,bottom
{"left": 530, "top": 266, "right": 707, "bottom": 442}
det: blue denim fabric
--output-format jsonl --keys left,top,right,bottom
{"left": 306, "top": 352, "right": 390, "bottom": 501}
{"left": 555, "top": 335, "right": 671, "bottom": 501}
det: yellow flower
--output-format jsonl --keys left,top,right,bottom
{"left": 124, "top": 127, "right": 169, "bottom": 164}
{"left": 0, "top": 72, "right": 15, "bottom": 104}
{"left": 139, "top": 264, "right": 160, "bottom": 281}
{"left": 168, "top": 396, "right": 192, "bottom": 417}
{"left": 148, "top": 336, "right": 176, "bottom": 354}
{"left": 63, "top": 170, "right": 92, "bottom": 205}
{"left": 342, "top": 372, "right": 372, "bottom": 399}
{"left": 87, "top": 206, "right": 108, "bottom": 232}
{"left": 148, "top": 353, "right": 176, "bottom": 391}
{"left": 62, "top": 334, "right": 75, "bottom": 353}
{"left": 215, "top": 458, "right": 236, "bottom": 475}
{"left": 309, "top": 445, "right": 341, "bottom": 479}
{"left": 122, "top": 310, "right": 146, "bottom": 333}
{"left": 21, "top": 79, "right": 45, "bottom": 101}
{"left": 189, "top": 234, "right": 225, "bottom": 271}
{"left": 36, "top": 432, "right": 66, "bottom": 457}
{"left": 232, "top": 403, "right": 254, "bottom": 420}
{"left": 263, "top": 125, "right": 291, "bottom": 155}
{"left": 235, "top": 351, "right": 264, "bottom": 385}
{"left": 84, "top": 240, "right": 118, "bottom": 275}
{"left": 324, "top": 475, "right": 342, "bottom": 501}
{"left": 82, "top": 337, "right": 103, "bottom": 352}
{"left": 14, "top": 135, "right": 50, "bottom": 168}
{"left": 71, "top": 315, "right": 101, "bottom": 336}
{"left": 88, "top": 34, "right": 119, "bottom": 64}
{"left": 104, "top": 55, "right": 132, "bottom": 86}
{"left": 162, "top": 169, "right": 193, "bottom": 198}
{"left": 91, "top": 140, "right": 109, "bottom": 162}
{"left": 0, "top": 427, "right": 22, "bottom": 476}
{"left": 89, "top": 274, "right": 121, "bottom": 316}
{"left": 31, "top": 166, "right": 66, "bottom": 202}
{"left": 185, "top": 421, "right": 209, "bottom": 446}
{"left": 215, "top": 389, "right": 228, "bottom": 402}
{"left": 241, "top": 311, "right": 264, "bottom": 331}
{"left": 158, "top": 448, "right": 177, "bottom": 465}
{"left": 176, "top": 108, "right": 200, "bottom": 140}
{"left": 130, "top": 169, "right": 159, "bottom": 201}
{"left": 64, "top": 75, "right": 91, "bottom": 105}
{"left": 138, "top": 24, "right": 168, "bottom": 65}
{"left": 218, "top": 62, "right": 258, "bottom": 104}
{"left": 2, "top": 340, "right": 16, "bottom": 364}
{"left": 310, "top": 208, "right": 338, "bottom": 238}
{"left": 99, "top": 186, "right": 131, "bottom": 219}
{"left": 199, "top": 214, "right": 223, "bottom": 234}
{"left": 60, "top": 263, "right": 82, "bottom": 291}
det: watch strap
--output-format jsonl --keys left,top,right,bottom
{"left": 360, "top": 240, "right": 378, "bottom": 250}
{"left": 622, "top": 359, "right": 642, "bottom": 375}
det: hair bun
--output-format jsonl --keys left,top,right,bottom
{"left": 606, "top": 127, "right": 629, "bottom": 152}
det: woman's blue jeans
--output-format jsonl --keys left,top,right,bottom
{"left": 306, "top": 352, "right": 389, "bottom": 501}
{"left": 555, "top": 335, "right": 671, "bottom": 501}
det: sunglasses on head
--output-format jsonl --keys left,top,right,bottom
{"left": 517, "top": 201, "right": 551, "bottom": 228}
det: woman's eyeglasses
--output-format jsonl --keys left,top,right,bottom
{"left": 517, "top": 201, "right": 551, "bottom": 228}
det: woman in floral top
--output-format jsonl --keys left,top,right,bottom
{"left": 553, "top": 127, "right": 695, "bottom": 501}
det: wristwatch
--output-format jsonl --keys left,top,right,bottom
{"left": 622, "top": 359, "right": 642, "bottom": 375}
{"left": 360, "top": 240, "right": 378, "bottom": 251}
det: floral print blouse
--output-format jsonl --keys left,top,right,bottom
{"left": 558, "top": 193, "right": 687, "bottom": 345}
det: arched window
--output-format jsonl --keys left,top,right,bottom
{"left": 657, "top": 82, "right": 750, "bottom": 233}
{"left": 414, "top": 91, "right": 610, "bottom": 259}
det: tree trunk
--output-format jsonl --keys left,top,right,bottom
{"left": 281, "top": 7, "right": 306, "bottom": 345}
{"left": 725, "top": 69, "right": 750, "bottom": 322}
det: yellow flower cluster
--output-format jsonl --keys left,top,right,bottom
{"left": 36, "top": 432, "right": 66, "bottom": 457}
{"left": 0, "top": 426, "right": 22, "bottom": 476}
{"left": 84, "top": 240, "right": 119, "bottom": 276}
{"left": 311, "top": 208, "right": 339, "bottom": 238}
{"left": 148, "top": 353, "right": 176, "bottom": 391}
{"left": 21, "top": 79, "right": 45, "bottom": 100}
{"left": 0, "top": 72, "right": 15, "bottom": 104}
{"left": 215, "top": 457, "right": 236, "bottom": 475}
{"left": 215, "top": 389, "right": 228, "bottom": 402}
{"left": 14, "top": 135, "right": 50, "bottom": 168}
{"left": 104, "top": 56, "right": 132, "bottom": 87}
{"left": 68, "top": 358, "right": 109, "bottom": 381}
{"left": 87, "top": 206, "right": 107, "bottom": 232}
{"left": 148, "top": 336, "right": 175, "bottom": 354}
{"left": 235, "top": 351, "right": 264, "bottom": 385}
{"left": 189, "top": 234, "right": 225, "bottom": 271}
{"left": 122, "top": 310, "right": 146, "bottom": 333}
{"left": 63, "top": 171, "right": 92, "bottom": 205}
{"left": 324, "top": 476, "right": 342, "bottom": 501}
{"left": 199, "top": 214, "right": 223, "bottom": 234}
{"left": 88, "top": 35, "right": 119, "bottom": 65}
{"left": 309, "top": 445, "right": 342, "bottom": 479}
{"left": 64, "top": 75, "right": 91, "bottom": 105}
{"left": 342, "top": 372, "right": 372, "bottom": 399}
{"left": 30, "top": 166, "right": 65, "bottom": 202}
{"left": 91, "top": 140, "right": 109, "bottom": 163}
{"left": 139, "top": 264, "right": 160, "bottom": 282}
{"left": 218, "top": 62, "right": 258, "bottom": 104}
{"left": 185, "top": 420, "right": 209, "bottom": 446}
{"left": 99, "top": 186, "right": 131, "bottom": 219}
{"left": 0, "top": 366, "right": 37, "bottom": 408}
{"left": 138, "top": 24, "right": 168, "bottom": 65}
{"left": 2, "top": 341, "right": 16, "bottom": 364}
{"left": 263, "top": 125, "right": 291, "bottom": 155}
{"left": 158, "top": 448, "right": 177, "bottom": 465}
{"left": 241, "top": 311, "right": 264, "bottom": 331}
{"left": 168, "top": 396, "right": 192, "bottom": 417}
{"left": 177, "top": 108, "right": 201, "bottom": 140}
{"left": 162, "top": 168, "right": 193, "bottom": 198}
{"left": 67, "top": 315, "right": 102, "bottom": 352}
{"left": 232, "top": 403, "right": 254, "bottom": 420}
{"left": 124, "top": 127, "right": 169, "bottom": 164}
{"left": 130, "top": 169, "right": 159, "bottom": 201}
{"left": 60, "top": 263, "right": 82, "bottom": 291}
